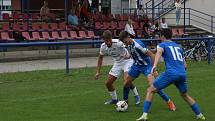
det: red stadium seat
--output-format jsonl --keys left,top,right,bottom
{"left": 51, "top": 31, "right": 62, "bottom": 40}
{"left": 42, "top": 32, "right": 51, "bottom": 40}
{"left": 1, "top": 32, "right": 14, "bottom": 41}
{"left": 2, "top": 23, "right": 10, "bottom": 31}
{"left": 102, "top": 22, "right": 110, "bottom": 29}
{"left": 50, "top": 23, "right": 58, "bottom": 30}
{"left": 110, "top": 22, "right": 118, "bottom": 30}
{"left": 23, "top": 23, "right": 29, "bottom": 31}
{"left": 95, "top": 22, "right": 102, "bottom": 29}
{"left": 13, "top": 23, "right": 21, "bottom": 31}
{"left": 118, "top": 21, "right": 126, "bottom": 30}
{"left": 32, "top": 32, "right": 43, "bottom": 40}
{"left": 41, "top": 23, "right": 49, "bottom": 30}
{"left": 32, "top": 23, "right": 41, "bottom": 30}
{"left": 32, "top": 13, "right": 39, "bottom": 21}
{"left": 22, "top": 32, "right": 32, "bottom": 40}
{"left": 133, "top": 22, "right": 140, "bottom": 30}
{"left": 78, "top": 31, "right": 91, "bottom": 39}
{"left": 59, "top": 22, "right": 66, "bottom": 30}
{"left": 23, "top": 13, "right": 30, "bottom": 20}
{"left": 61, "top": 31, "right": 70, "bottom": 39}
{"left": 13, "top": 13, "right": 20, "bottom": 20}
{"left": 2, "top": 13, "right": 10, "bottom": 20}
{"left": 87, "top": 31, "right": 99, "bottom": 39}
{"left": 69, "top": 31, "right": 81, "bottom": 39}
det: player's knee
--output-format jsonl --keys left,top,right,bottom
{"left": 105, "top": 80, "right": 112, "bottom": 88}
{"left": 180, "top": 93, "right": 188, "bottom": 98}
{"left": 147, "top": 86, "right": 155, "bottom": 93}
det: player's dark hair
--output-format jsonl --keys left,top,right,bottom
{"left": 160, "top": 28, "right": 172, "bottom": 39}
{"left": 119, "top": 31, "right": 129, "bottom": 42}
{"left": 102, "top": 30, "right": 112, "bottom": 40}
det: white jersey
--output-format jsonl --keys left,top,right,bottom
{"left": 100, "top": 39, "right": 130, "bottom": 63}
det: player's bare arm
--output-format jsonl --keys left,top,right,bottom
{"left": 95, "top": 54, "right": 103, "bottom": 80}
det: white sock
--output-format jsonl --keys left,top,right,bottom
{"left": 197, "top": 113, "right": 203, "bottom": 117}
{"left": 142, "top": 112, "right": 148, "bottom": 117}
{"left": 109, "top": 90, "right": 117, "bottom": 100}
{"left": 131, "top": 87, "right": 139, "bottom": 96}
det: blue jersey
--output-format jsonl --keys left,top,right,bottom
{"left": 158, "top": 41, "right": 186, "bottom": 74}
{"left": 128, "top": 39, "right": 152, "bottom": 66}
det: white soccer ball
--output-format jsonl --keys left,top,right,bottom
{"left": 116, "top": 101, "right": 128, "bottom": 112}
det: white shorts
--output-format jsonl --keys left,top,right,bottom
{"left": 109, "top": 59, "right": 134, "bottom": 78}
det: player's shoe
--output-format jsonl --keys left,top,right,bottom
{"left": 136, "top": 113, "right": 148, "bottom": 121}
{"left": 197, "top": 113, "right": 206, "bottom": 120}
{"left": 104, "top": 99, "right": 118, "bottom": 105}
{"left": 134, "top": 95, "right": 140, "bottom": 105}
{"left": 167, "top": 100, "right": 176, "bottom": 111}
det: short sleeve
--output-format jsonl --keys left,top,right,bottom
{"left": 99, "top": 43, "right": 106, "bottom": 55}
{"left": 157, "top": 43, "right": 165, "bottom": 49}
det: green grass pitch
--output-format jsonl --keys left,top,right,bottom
{"left": 0, "top": 61, "right": 214, "bottom": 121}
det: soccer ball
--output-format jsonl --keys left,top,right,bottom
{"left": 116, "top": 101, "right": 128, "bottom": 112}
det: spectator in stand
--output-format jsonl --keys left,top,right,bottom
{"left": 142, "top": 19, "right": 150, "bottom": 38}
{"left": 40, "top": 0, "right": 52, "bottom": 22}
{"left": 68, "top": 9, "right": 79, "bottom": 26}
{"left": 124, "top": 19, "right": 136, "bottom": 38}
{"left": 80, "top": 0, "right": 91, "bottom": 24}
{"left": 175, "top": 0, "right": 182, "bottom": 26}
{"left": 160, "top": 18, "right": 168, "bottom": 29}
{"left": 137, "top": 5, "right": 145, "bottom": 19}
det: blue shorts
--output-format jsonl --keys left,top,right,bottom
{"left": 128, "top": 64, "right": 152, "bottom": 78}
{"left": 153, "top": 72, "right": 188, "bottom": 93}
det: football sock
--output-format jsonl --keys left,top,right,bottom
{"left": 109, "top": 90, "right": 117, "bottom": 100}
{"left": 131, "top": 86, "right": 139, "bottom": 96}
{"left": 143, "top": 100, "right": 152, "bottom": 113}
{"left": 191, "top": 103, "right": 201, "bottom": 115}
{"left": 157, "top": 90, "right": 170, "bottom": 102}
{"left": 123, "top": 86, "right": 130, "bottom": 101}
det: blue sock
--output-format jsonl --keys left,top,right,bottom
{"left": 143, "top": 100, "right": 152, "bottom": 113}
{"left": 191, "top": 103, "right": 201, "bottom": 115}
{"left": 123, "top": 86, "right": 130, "bottom": 101}
{"left": 157, "top": 90, "right": 170, "bottom": 102}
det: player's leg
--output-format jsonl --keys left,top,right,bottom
{"left": 137, "top": 72, "right": 173, "bottom": 121}
{"left": 105, "top": 64, "right": 121, "bottom": 104}
{"left": 104, "top": 74, "right": 118, "bottom": 104}
{"left": 123, "top": 64, "right": 140, "bottom": 103}
{"left": 145, "top": 68, "right": 176, "bottom": 111}
{"left": 175, "top": 76, "right": 206, "bottom": 120}
{"left": 123, "top": 59, "right": 140, "bottom": 105}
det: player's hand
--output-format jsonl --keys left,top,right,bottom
{"left": 151, "top": 66, "right": 157, "bottom": 74}
{"left": 94, "top": 72, "right": 100, "bottom": 80}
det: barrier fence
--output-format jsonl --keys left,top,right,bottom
{"left": 0, "top": 37, "right": 214, "bottom": 74}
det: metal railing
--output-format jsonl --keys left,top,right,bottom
{"left": 0, "top": 37, "right": 214, "bottom": 73}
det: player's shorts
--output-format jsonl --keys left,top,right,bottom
{"left": 153, "top": 72, "right": 188, "bottom": 93}
{"left": 109, "top": 59, "right": 133, "bottom": 78}
{"left": 128, "top": 64, "right": 152, "bottom": 78}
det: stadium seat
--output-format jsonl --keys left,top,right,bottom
{"left": 41, "top": 23, "right": 49, "bottom": 30}
{"left": 51, "top": 31, "right": 62, "bottom": 40}
{"left": 110, "top": 22, "right": 118, "bottom": 30}
{"left": 32, "top": 13, "right": 39, "bottom": 21}
{"left": 69, "top": 31, "right": 81, "bottom": 39}
{"left": 32, "top": 23, "right": 41, "bottom": 30}
{"left": 59, "top": 22, "right": 67, "bottom": 30}
{"left": 118, "top": 21, "right": 126, "bottom": 30}
{"left": 42, "top": 32, "right": 51, "bottom": 40}
{"left": 32, "top": 32, "right": 43, "bottom": 40}
{"left": 23, "top": 13, "right": 30, "bottom": 20}
{"left": 87, "top": 31, "right": 100, "bottom": 39}
{"left": 23, "top": 23, "right": 29, "bottom": 31}
{"left": 22, "top": 32, "right": 32, "bottom": 40}
{"left": 78, "top": 31, "right": 91, "bottom": 39}
{"left": 95, "top": 22, "right": 102, "bottom": 29}
{"left": 1, "top": 32, "right": 14, "bottom": 41}
{"left": 2, "top": 23, "right": 10, "bottom": 31}
{"left": 13, "top": 23, "right": 21, "bottom": 31}
{"left": 50, "top": 23, "right": 59, "bottom": 30}
{"left": 178, "top": 28, "right": 185, "bottom": 36}
{"left": 133, "top": 22, "right": 140, "bottom": 30}
{"left": 102, "top": 22, "right": 110, "bottom": 29}
{"left": 61, "top": 31, "right": 70, "bottom": 39}
{"left": 2, "top": 13, "right": 10, "bottom": 20}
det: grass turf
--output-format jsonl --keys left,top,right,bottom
{"left": 0, "top": 61, "right": 214, "bottom": 121}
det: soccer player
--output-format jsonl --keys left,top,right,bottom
{"left": 137, "top": 28, "right": 206, "bottom": 121}
{"left": 119, "top": 31, "right": 176, "bottom": 111}
{"left": 95, "top": 30, "right": 140, "bottom": 105}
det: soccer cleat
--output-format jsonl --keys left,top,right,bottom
{"left": 136, "top": 114, "right": 148, "bottom": 121}
{"left": 104, "top": 99, "right": 118, "bottom": 105}
{"left": 135, "top": 95, "right": 140, "bottom": 105}
{"left": 197, "top": 113, "right": 206, "bottom": 120}
{"left": 167, "top": 100, "right": 176, "bottom": 111}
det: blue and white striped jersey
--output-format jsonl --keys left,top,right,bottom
{"left": 128, "top": 39, "right": 152, "bottom": 66}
